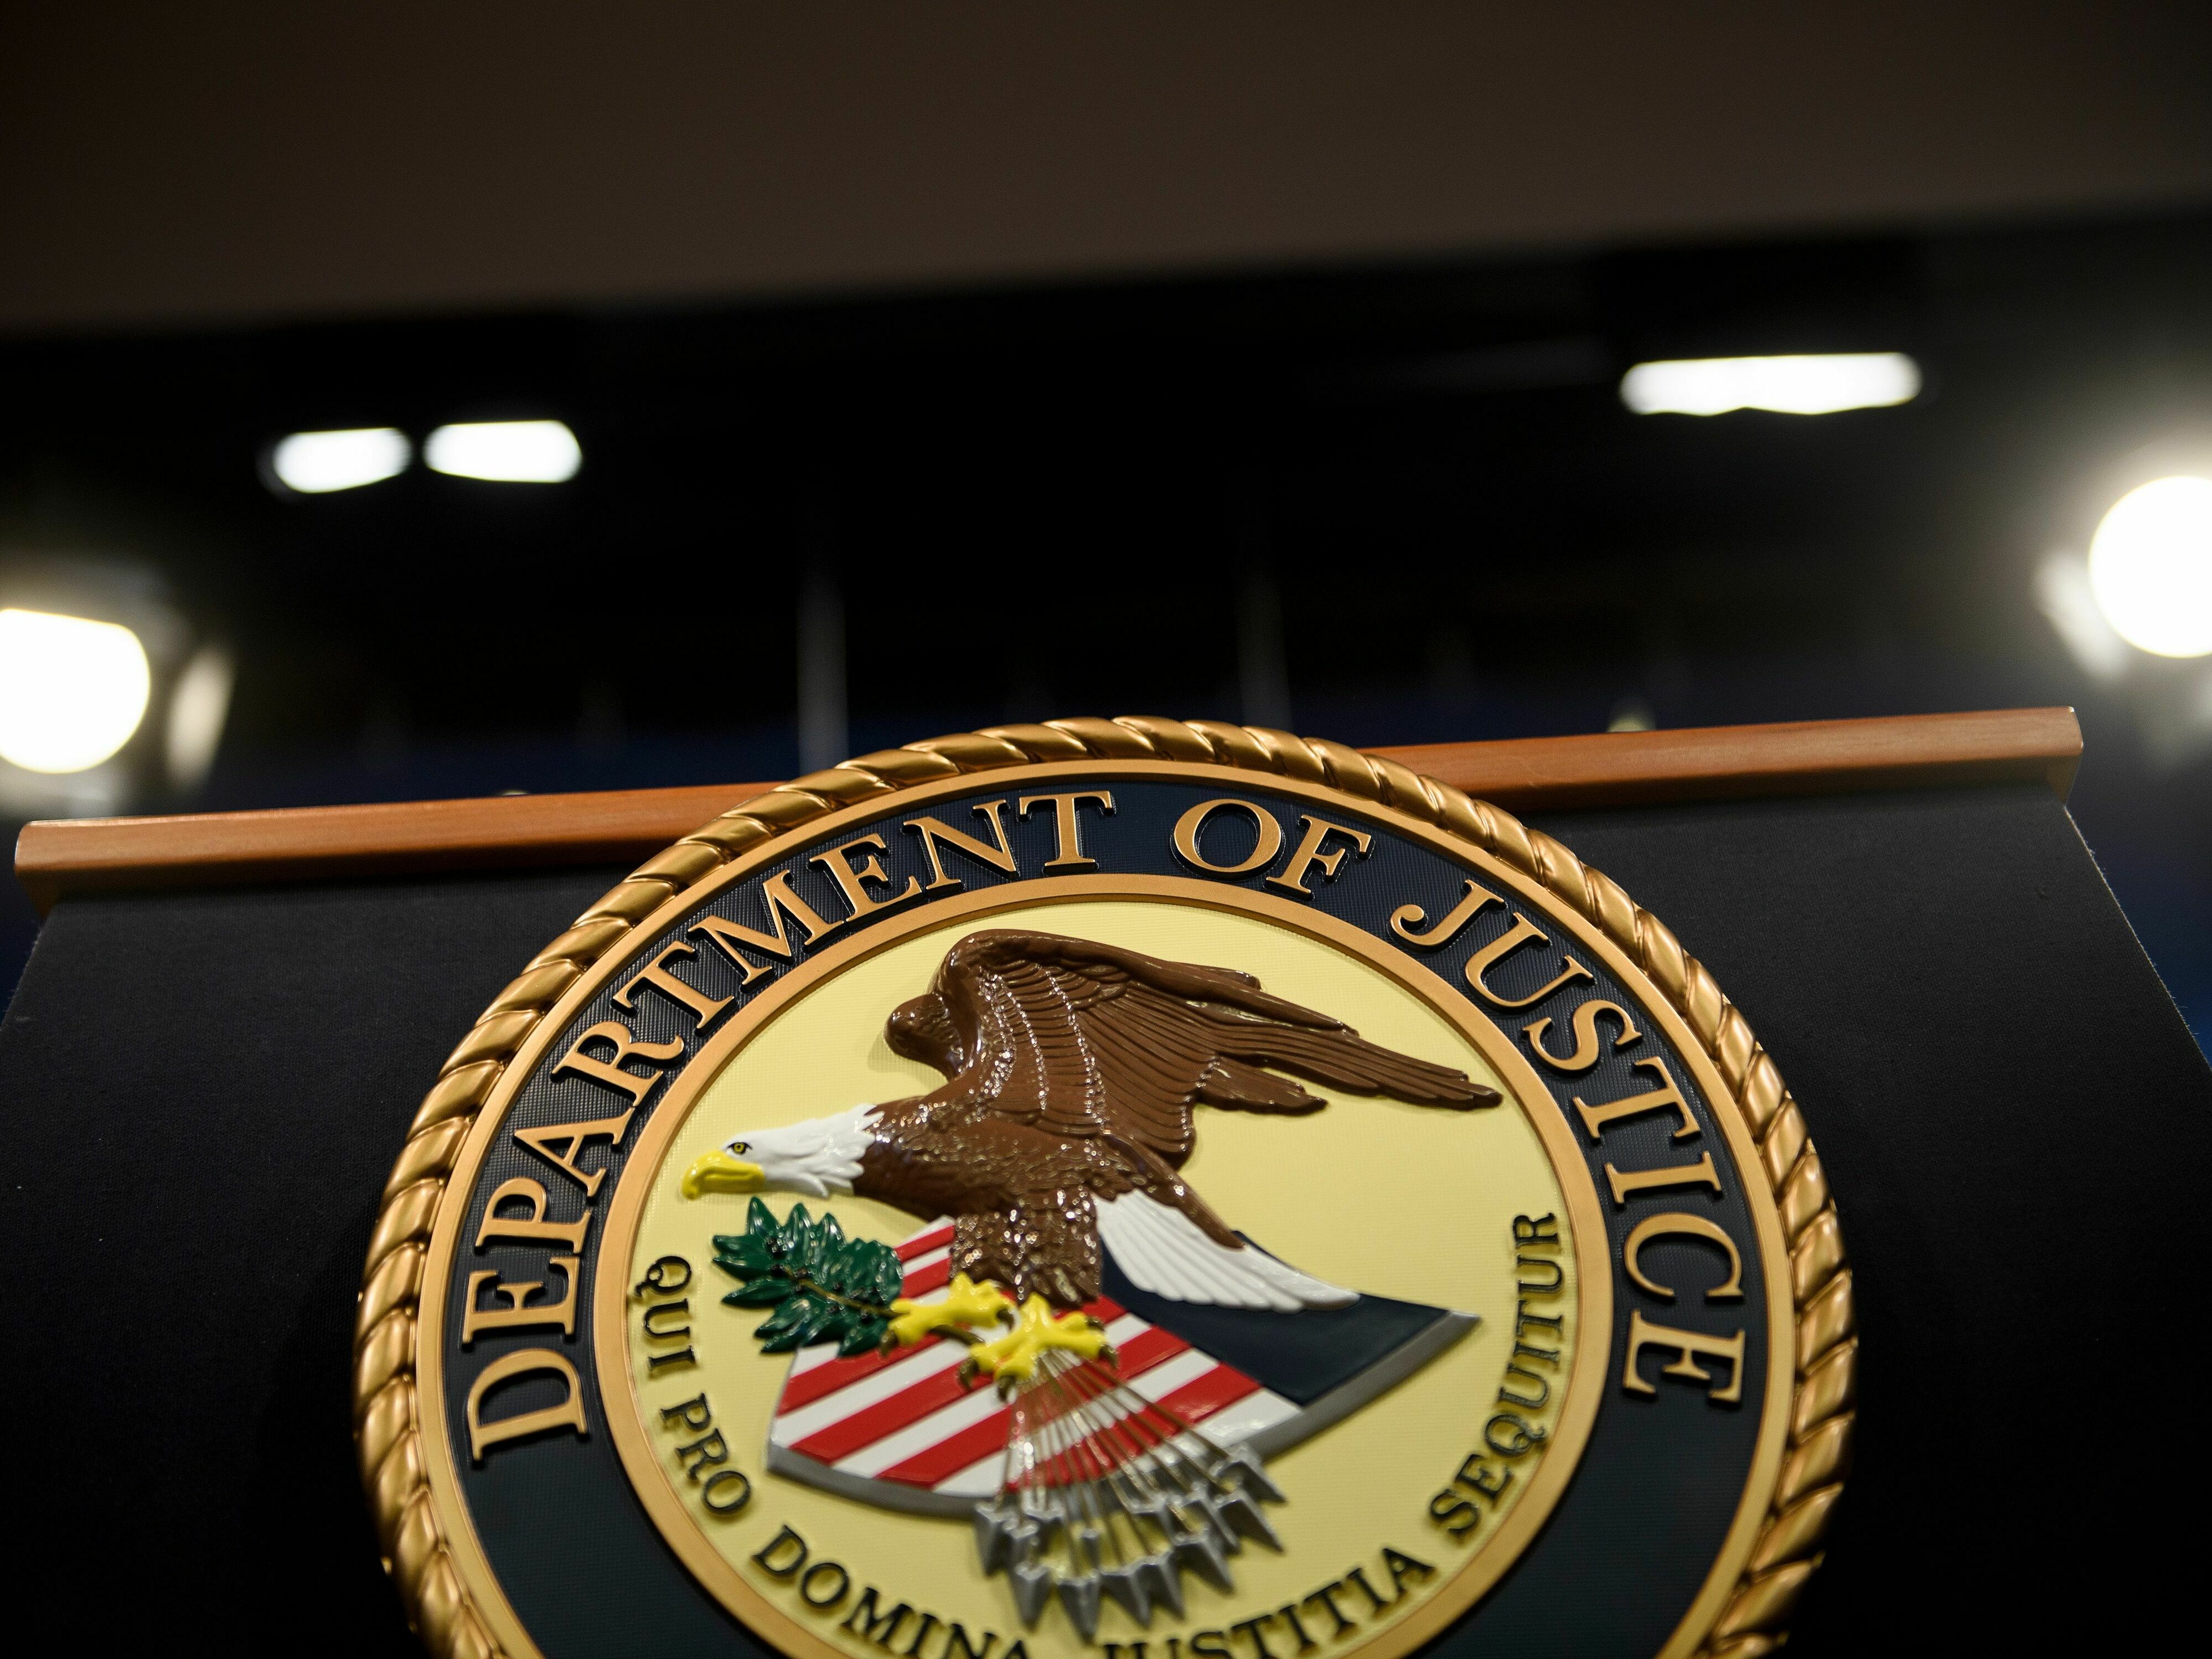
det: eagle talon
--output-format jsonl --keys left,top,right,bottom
{"left": 883, "top": 1272, "right": 1014, "bottom": 1350}
{"left": 963, "top": 1294, "right": 1109, "bottom": 1387}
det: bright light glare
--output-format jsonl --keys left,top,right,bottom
{"left": 0, "top": 608, "right": 152, "bottom": 773}
{"left": 271, "top": 427, "right": 411, "bottom": 493}
{"left": 423, "top": 420, "right": 582, "bottom": 483}
{"left": 2087, "top": 476, "right": 2212, "bottom": 658}
{"left": 1620, "top": 353, "right": 1921, "bottom": 416}
{"left": 2034, "top": 552, "right": 2131, "bottom": 683}
{"left": 166, "top": 644, "right": 235, "bottom": 788}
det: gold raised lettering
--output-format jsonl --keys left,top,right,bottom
{"left": 474, "top": 1176, "right": 590, "bottom": 1252}
{"left": 1623, "top": 1213, "right": 1745, "bottom": 1301}
{"left": 1522, "top": 999, "right": 1641, "bottom": 1072}
{"left": 1574, "top": 1057, "right": 1699, "bottom": 1142}
{"left": 689, "top": 872, "right": 843, "bottom": 985}
{"left": 1265, "top": 815, "right": 1373, "bottom": 898}
{"left": 549, "top": 1022, "right": 683, "bottom": 1110}
{"left": 1019, "top": 791, "right": 1116, "bottom": 869}
{"left": 465, "top": 1347, "right": 587, "bottom": 1461}
{"left": 614, "top": 940, "right": 732, "bottom": 1029}
{"left": 461, "top": 1255, "right": 580, "bottom": 1343}
{"left": 1171, "top": 798, "right": 1284, "bottom": 876}
{"left": 1389, "top": 878, "right": 1503, "bottom": 949}
{"left": 812, "top": 833, "right": 922, "bottom": 921}
{"left": 903, "top": 802, "right": 1017, "bottom": 891}
{"left": 1621, "top": 1309, "right": 1745, "bottom": 1403}
{"left": 513, "top": 1109, "right": 637, "bottom": 1196}
{"left": 1465, "top": 913, "right": 1594, "bottom": 1010}
{"left": 1605, "top": 1152, "right": 1722, "bottom": 1205}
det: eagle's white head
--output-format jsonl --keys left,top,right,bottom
{"left": 681, "top": 1104, "right": 878, "bottom": 1200}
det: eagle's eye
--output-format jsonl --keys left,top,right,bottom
{"left": 728, "top": 1140, "right": 750, "bottom": 1156}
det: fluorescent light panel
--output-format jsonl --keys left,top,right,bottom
{"left": 425, "top": 420, "right": 582, "bottom": 483}
{"left": 1620, "top": 353, "right": 1921, "bottom": 416}
{"left": 272, "top": 427, "right": 411, "bottom": 493}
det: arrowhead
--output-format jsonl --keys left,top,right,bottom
{"left": 1098, "top": 1562, "right": 1152, "bottom": 1627}
{"left": 1213, "top": 1491, "right": 1282, "bottom": 1552}
{"left": 972, "top": 1503, "right": 1017, "bottom": 1576}
{"left": 1135, "top": 1551, "right": 1183, "bottom": 1619}
{"left": 1058, "top": 1571, "right": 1103, "bottom": 1642}
{"left": 1172, "top": 1527, "right": 1234, "bottom": 1593}
{"left": 1011, "top": 1560, "right": 1055, "bottom": 1627}
{"left": 1212, "top": 1444, "right": 1284, "bottom": 1504}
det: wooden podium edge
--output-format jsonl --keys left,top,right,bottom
{"left": 12, "top": 708, "right": 2081, "bottom": 916}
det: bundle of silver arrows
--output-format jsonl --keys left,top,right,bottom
{"left": 971, "top": 1350, "right": 1285, "bottom": 1640}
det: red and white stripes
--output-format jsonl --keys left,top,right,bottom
{"left": 767, "top": 1222, "right": 1299, "bottom": 1503}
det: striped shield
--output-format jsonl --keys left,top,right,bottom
{"left": 764, "top": 1221, "right": 1475, "bottom": 1515}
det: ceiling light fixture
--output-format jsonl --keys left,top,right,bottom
{"left": 0, "top": 607, "right": 153, "bottom": 773}
{"left": 270, "top": 427, "right": 412, "bottom": 493}
{"left": 2086, "top": 476, "right": 2212, "bottom": 659}
{"left": 1620, "top": 353, "right": 1921, "bottom": 416}
{"left": 423, "top": 420, "right": 582, "bottom": 483}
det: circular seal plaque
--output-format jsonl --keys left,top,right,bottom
{"left": 356, "top": 721, "right": 1853, "bottom": 1659}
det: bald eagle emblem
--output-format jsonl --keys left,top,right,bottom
{"left": 684, "top": 929, "right": 1500, "bottom": 1637}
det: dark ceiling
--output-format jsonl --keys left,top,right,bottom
{"left": 5, "top": 213, "right": 2211, "bottom": 766}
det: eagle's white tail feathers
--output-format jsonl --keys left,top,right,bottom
{"left": 1097, "top": 1190, "right": 1357, "bottom": 1311}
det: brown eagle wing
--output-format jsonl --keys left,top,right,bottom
{"left": 878, "top": 929, "right": 1497, "bottom": 1306}
{"left": 932, "top": 928, "right": 1498, "bottom": 1160}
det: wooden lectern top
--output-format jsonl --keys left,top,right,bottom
{"left": 12, "top": 707, "right": 2080, "bottom": 914}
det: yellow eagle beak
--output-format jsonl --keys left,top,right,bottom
{"left": 681, "top": 1150, "right": 767, "bottom": 1199}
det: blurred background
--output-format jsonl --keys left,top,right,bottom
{"left": 4, "top": 3, "right": 2212, "bottom": 1047}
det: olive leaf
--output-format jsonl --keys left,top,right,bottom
{"left": 709, "top": 1201, "right": 908, "bottom": 1356}
{"left": 867, "top": 1244, "right": 905, "bottom": 1307}
{"left": 761, "top": 1291, "right": 840, "bottom": 1352}
{"left": 723, "top": 1276, "right": 796, "bottom": 1307}
{"left": 711, "top": 1232, "right": 777, "bottom": 1276}
{"left": 839, "top": 1313, "right": 890, "bottom": 1357}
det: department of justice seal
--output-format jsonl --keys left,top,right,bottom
{"left": 354, "top": 720, "right": 1853, "bottom": 1659}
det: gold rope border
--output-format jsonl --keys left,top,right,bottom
{"left": 352, "top": 717, "right": 1854, "bottom": 1659}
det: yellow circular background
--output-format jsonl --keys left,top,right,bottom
{"left": 617, "top": 894, "right": 1586, "bottom": 1659}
